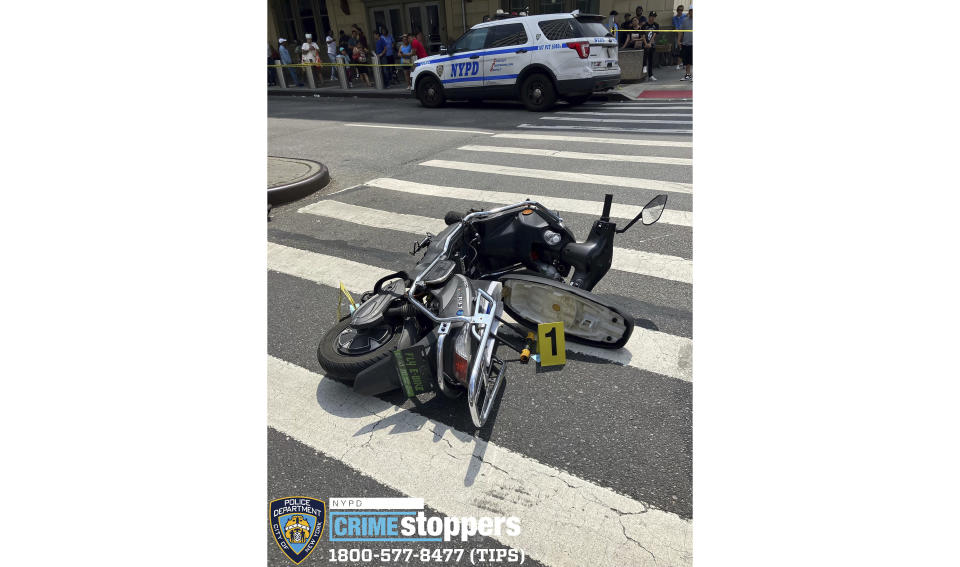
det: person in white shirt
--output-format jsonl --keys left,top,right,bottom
{"left": 301, "top": 34, "right": 321, "bottom": 84}
{"left": 325, "top": 33, "right": 338, "bottom": 80}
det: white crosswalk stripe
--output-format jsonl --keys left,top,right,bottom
{"left": 267, "top": 242, "right": 693, "bottom": 381}
{"left": 542, "top": 116, "right": 693, "bottom": 124}
{"left": 457, "top": 144, "right": 692, "bottom": 166}
{"left": 600, "top": 102, "right": 691, "bottom": 107}
{"left": 518, "top": 124, "right": 693, "bottom": 134}
{"left": 269, "top": 356, "right": 693, "bottom": 567}
{"left": 419, "top": 160, "right": 693, "bottom": 194}
{"left": 492, "top": 132, "right": 692, "bottom": 148}
{"left": 364, "top": 177, "right": 693, "bottom": 227}
{"left": 557, "top": 111, "right": 691, "bottom": 117}
{"left": 298, "top": 200, "right": 692, "bottom": 284}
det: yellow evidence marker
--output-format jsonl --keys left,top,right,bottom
{"left": 537, "top": 321, "right": 566, "bottom": 367}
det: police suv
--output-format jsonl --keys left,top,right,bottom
{"left": 411, "top": 11, "right": 620, "bottom": 111}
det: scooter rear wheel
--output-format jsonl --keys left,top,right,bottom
{"left": 317, "top": 317, "right": 403, "bottom": 382}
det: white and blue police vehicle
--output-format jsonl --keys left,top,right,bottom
{"left": 410, "top": 11, "right": 620, "bottom": 111}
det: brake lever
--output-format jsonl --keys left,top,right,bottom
{"left": 409, "top": 233, "right": 434, "bottom": 255}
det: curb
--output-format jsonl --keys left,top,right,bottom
{"left": 268, "top": 87, "right": 632, "bottom": 102}
{"left": 268, "top": 157, "right": 330, "bottom": 205}
{"left": 269, "top": 87, "right": 413, "bottom": 100}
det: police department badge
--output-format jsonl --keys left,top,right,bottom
{"left": 436, "top": 64, "right": 444, "bottom": 77}
{"left": 270, "top": 497, "right": 325, "bottom": 564}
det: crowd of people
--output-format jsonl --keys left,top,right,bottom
{"left": 608, "top": 4, "right": 692, "bottom": 82}
{"left": 269, "top": 24, "right": 429, "bottom": 89}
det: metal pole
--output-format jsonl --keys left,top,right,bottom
{"left": 336, "top": 55, "right": 349, "bottom": 89}
{"left": 461, "top": 0, "right": 467, "bottom": 33}
{"left": 305, "top": 63, "right": 316, "bottom": 89}
{"left": 371, "top": 53, "right": 384, "bottom": 90}
{"left": 275, "top": 60, "right": 287, "bottom": 88}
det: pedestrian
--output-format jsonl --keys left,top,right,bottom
{"left": 634, "top": 6, "right": 647, "bottom": 26}
{"left": 672, "top": 5, "right": 686, "bottom": 70}
{"left": 339, "top": 47, "right": 353, "bottom": 86}
{"left": 399, "top": 34, "right": 414, "bottom": 88}
{"left": 352, "top": 24, "right": 368, "bottom": 49}
{"left": 482, "top": 15, "right": 491, "bottom": 23}
{"left": 621, "top": 12, "right": 633, "bottom": 45}
{"left": 268, "top": 44, "right": 278, "bottom": 86}
{"left": 622, "top": 17, "right": 643, "bottom": 49}
{"left": 278, "top": 38, "right": 303, "bottom": 86}
{"left": 348, "top": 29, "right": 358, "bottom": 51}
{"left": 410, "top": 31, "right": 427, "bottom": 60}
{"left": 338, "top": 30, "right": 349, "bottom": 52}
{"left": 607, "top": 10, "right": 619, "bottom": 37}
{"left": 679, "top": 8, "right": 692, "bottom": 81}
{"left": 325, "top": 32, "right": 338, "bottom": 80}
{"left": 374, "top": 30, "right": 392, "bottom": 86}
{"left": 641, "top": 11, "right": 660, "bottom": 80}
{"left": 301, "top": 33, "right": 321, "bottom": 85}
{"left": 352, "top": 46, "right": 372, "bottom": 86}
{"left": 383, "top": 28, "right": 397, "bottom": 84}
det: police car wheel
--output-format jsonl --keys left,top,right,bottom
{"left": 520, "top": 73, "right": 556, "bottom": 112}
{"left": 416, "top": 76, "right": 445, "bottom": 108}
{"left": 564, "top": 94, "right": 592, "bottom": 106}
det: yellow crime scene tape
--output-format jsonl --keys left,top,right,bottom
{"left": 269, "top": 62, "right": 414, "bottom": 68}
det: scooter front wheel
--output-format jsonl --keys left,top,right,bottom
{"left": 317, "top": 317, "right": 403, "bottom": 382}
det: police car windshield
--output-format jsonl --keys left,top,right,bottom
{"left": 450, "top": 28, "right": 489, "bottom": 53}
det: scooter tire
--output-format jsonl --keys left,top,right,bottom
{"left": 317, "top": 317, "right": 403, "bottom": 382}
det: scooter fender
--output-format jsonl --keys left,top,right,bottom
{"left": 353, "top": 324, "right": 437, "bottom": 396}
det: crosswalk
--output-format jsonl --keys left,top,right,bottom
{"left": 268, "top": 101, "right": 693, "bottom": 567}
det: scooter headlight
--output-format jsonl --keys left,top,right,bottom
{"left": 501, "top": 276, "right": 632, "bottom": 348}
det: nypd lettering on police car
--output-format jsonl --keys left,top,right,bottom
{"left": 449, "top": 61, "right": 480, "bottom": 78}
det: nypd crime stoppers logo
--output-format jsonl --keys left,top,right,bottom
{"left": 270, "top": 497, "right": 326, "bottom": 564}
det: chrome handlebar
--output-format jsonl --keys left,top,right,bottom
{"left": 404, "top": 200, "right": 556, "bottom": 325}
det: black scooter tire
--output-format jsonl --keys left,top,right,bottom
{"left": 317, "top": 317, "right": 403, "bottom": 382}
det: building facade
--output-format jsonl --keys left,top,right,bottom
{"left": 268, "top": 0, "right": 683, "bottom": 56}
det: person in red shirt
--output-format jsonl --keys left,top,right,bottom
{"left": 410, "top": 32, "right": 428, "bottom": 59}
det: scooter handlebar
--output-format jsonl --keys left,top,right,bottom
{"left": 600, "top": 193, "right": 613, "bottom": 221}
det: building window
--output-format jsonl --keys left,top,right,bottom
{"left": 538, "top": 0, "right": 564, "bottom": 14}
{"left": 500, "top": 0, "right": 527, "bottom": 14}
{"left": 575, "top": 0, "right": 598, "bottom": 13}
{"left": 271, "top": 0, "right": 330, "bottom": 41}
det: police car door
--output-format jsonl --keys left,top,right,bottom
{"left": 443, "top": 27, "right": 489, "bottom": 92}
{"left": 482, "top": 22, "right": 531, "bottom": 91}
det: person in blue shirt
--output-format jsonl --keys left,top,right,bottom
{"left": 374, "top": 30, "right": 395, "bottom": 86}
{"left": 278, "top": 38, "right": 303, "bottom": 86}
{"left": 672, "top": 5, "right": 687, "bottom": 70}
{"left": 383, "top": 30, "right": 397, "bottom": 84}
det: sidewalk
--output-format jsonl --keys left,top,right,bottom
{"left": 268, "top": 156, "right": 329, "bottom": 205}
{"left": 267, "top": 62, "right": 691, "bottom": 101}
{"left": 616, "top": 64, "right": 693, "bottom": 100}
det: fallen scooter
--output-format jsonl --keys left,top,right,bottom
{"left": 317, "top": 193, "right": 668, "bottom": 427}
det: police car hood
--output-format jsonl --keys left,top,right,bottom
{"left": 417, "top": 54, "right": 443, "bottom": 65}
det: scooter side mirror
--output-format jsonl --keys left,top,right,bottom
{"left": 439, "top": 45, "right": 448, "bottom": 55}
{"left": 640, "top": 194, "right": 667, "bottom": 225}
{"left": 616, "top": 194, "right": 668, "bottom": 233}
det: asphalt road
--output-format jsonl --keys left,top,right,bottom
{"left": 267, "top": 96, "right": 693, "bottom": 567}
